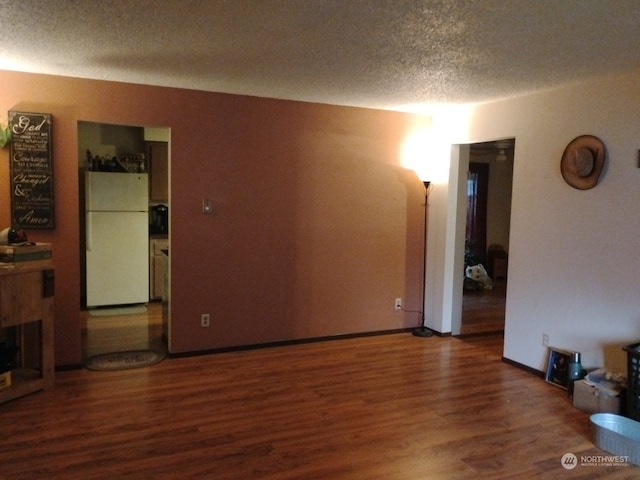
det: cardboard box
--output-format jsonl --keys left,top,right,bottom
{"left": 573, "top": 379, "right": 620, "bottom": 414}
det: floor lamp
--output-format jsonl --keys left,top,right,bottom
{"left": 412, "top": 180, "right": 433, "bottom": 338}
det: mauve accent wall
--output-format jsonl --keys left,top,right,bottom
{"left": 0, "top": 70, "right": 428, "bottom": 366}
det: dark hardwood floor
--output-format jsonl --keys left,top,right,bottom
{"left": 0, "top": 315, "right": 635, "bottom": 479}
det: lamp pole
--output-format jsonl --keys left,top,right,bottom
{"left": 412, "top": 180, "right": 433, "bottom": 338}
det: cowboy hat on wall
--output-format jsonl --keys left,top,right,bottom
{"left": 560, "top": 135, "right": 606, "bottom": 190}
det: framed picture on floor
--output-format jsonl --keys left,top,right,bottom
{"left": 545, "top": 347, "right": 571, "bottom": 389}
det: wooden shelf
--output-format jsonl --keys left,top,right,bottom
{"left": 0, "top": 261, "right": 55, "bottom": 404}
{"left": 0, "top": 369, "right": 43, "bottom": 403}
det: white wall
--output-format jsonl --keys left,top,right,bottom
{"left": 429, "top": 72, "right": 640, "bottom": 373}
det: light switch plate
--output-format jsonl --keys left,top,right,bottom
{"left": 202, "top": 198, "right": 212, "bottom": 214}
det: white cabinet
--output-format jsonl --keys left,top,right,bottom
{"left": 150, "top": 238, "right": 168, "bottom": 300}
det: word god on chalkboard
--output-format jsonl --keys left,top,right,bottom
{"left": 9, "top": 111, "right": 54, "bottom": 229}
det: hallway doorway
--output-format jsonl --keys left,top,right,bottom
{"left": 459, "top": 139, "right": 514, "bottom": 335}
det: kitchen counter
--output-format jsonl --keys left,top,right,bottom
{"left": 150, "top": 238, "right": 168, "bottom": 300}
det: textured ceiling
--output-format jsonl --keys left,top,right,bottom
{"left": 0, "top": 0, "right": 639, "bottom": 112}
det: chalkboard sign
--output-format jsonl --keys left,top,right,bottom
{"left": 9, "top": 111, "right": 54, "bottom": 229}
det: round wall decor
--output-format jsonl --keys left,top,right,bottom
{"left": 560, "top": 134, "right": 605, "bottom": 190}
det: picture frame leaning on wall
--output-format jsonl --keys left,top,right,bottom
{"left": 545, "top": 347, "right": 572, "bottom": 389}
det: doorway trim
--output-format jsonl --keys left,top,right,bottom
{"left": 448, "top": 144, "right": 469, "bottom": 336}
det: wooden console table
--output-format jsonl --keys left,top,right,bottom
{"left": 0, "top": 263, "right": 54, "bottom": 404}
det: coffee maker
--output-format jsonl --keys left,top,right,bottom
{"left": 150, "top": 204, "right": 168, "bottom": 234}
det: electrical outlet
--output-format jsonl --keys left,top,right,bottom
{"left": 395, "top": 298, "right": 402, "bottom": 310}
{"left": 542, "top": 333, "right": 549, "bottom": 347}
{"left": 201, "top": 313, "right": 210, "bottom": 328}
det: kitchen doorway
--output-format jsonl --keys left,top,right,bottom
{"left": 77, "top": 122, "right": 170, "bottom": 359}
{"left": 460, "top": 139, "right": 514, "bottom": 335}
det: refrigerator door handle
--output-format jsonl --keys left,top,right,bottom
{"left": 86, "top": 213, "right": 92, "bottom": 251}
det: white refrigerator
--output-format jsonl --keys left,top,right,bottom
{"left": 85, "top": 171, "right": 149, "bottom": 307}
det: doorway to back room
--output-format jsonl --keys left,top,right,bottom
{"left": 459, "top": 138, "right": 514, "bottom": 335}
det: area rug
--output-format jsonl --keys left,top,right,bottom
{"left": 84, "top": 349, "right": 166, "bottom": 371}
